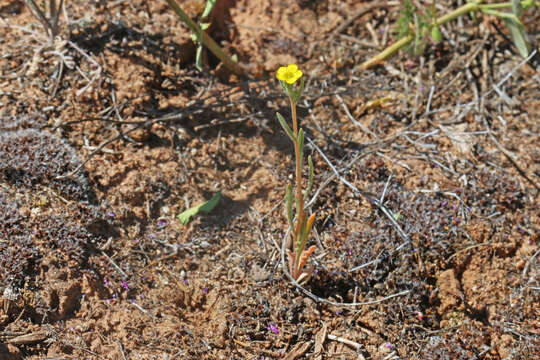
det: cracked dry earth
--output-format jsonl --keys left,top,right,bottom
{"left": 0, "top": 0, "right": 539, "bottom": 359}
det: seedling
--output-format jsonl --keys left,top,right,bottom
{"left": 276, "top": 64, "right": 317, "bottom": 282}
{"left": 177, "top": 191, "right": 221, "bottom": 225}
{"left": 361, "top": 0, "right": 538, "bottom": 69}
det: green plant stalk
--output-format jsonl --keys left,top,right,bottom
{"left": 165, "top": 0, "right": 244, "bottom": 76}
{"left": 481, "top": 1, "right": 539, "bottom": 10}
{"left": 360, "top": 0, "right": 536, "bottom": 70}
{"left": 289, "top": 98, "right": 305, "bottom": 244}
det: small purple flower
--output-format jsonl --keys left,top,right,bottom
{"left": 267, "top": 323, "right": 279, "bottom": 334}
{"left": 441, "top": 201, "right": 447, "bottom": 207}
{"left": 157, "top": 219, "right": 168, "bottom": 228}
{"left": 452, "top": 205, "right": 457, "bottom": 210}
{"left": 183, "top": 279, "right": 188, "bottom": 285}
{"left": 104, "top": 278, "right": 109, "bottom": 287}
{"left": 386, "top": 343, "right": 393, "bottom": 349}
{"left": 203, "top": 288, "right": 208, "bottom": 294}
{"left": 347, "top": 249, "right": 352, "bottom": 255}
{"left": 107, "top": 212, "right": 116, "bottom": 218}
{"left": 121, "top": 280, "right": 129, "bottom": 291}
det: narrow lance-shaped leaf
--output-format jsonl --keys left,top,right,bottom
{"left": 177, "top": 191, "right": 221, "bottom": 225}
{"left": 296, "top": 214, "right": 308, "bottom": 260}
{"left": 304, "top": 155, "right": 314, "bottom": 198}
{"left": 503, "top": 17, "right": 530, "bottom": 58}
{"left": 286, "top": 184, "right": 294, "bottom": 227}
{"left": 276, "top": 112, "right": 296, "bottom": 142}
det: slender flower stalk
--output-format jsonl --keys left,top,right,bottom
{"left": 276, "top": 64, "right": 316, "bottom": 281}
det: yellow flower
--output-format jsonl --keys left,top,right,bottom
{"left": 276, "top": 64, "right": 303, "bottom": 85}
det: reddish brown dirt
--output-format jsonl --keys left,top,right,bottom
{"left": 0, "top": 0, "right": 539, "bottom": 359}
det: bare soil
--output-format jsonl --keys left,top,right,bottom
{"left": 0, "top": 0, "right": 539, "bottom": 359}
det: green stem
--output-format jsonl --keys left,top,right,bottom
{"left": 290, "top": 98, "right": 304, "bottom": 245}
{"left": 165, "top": 0, "right": 244, "bottom": 76}
{"left": 480, "top": 1, "right": 540, "bottom": 10}
{"left": 360, "top": 34, "right": 413, "bottom": 70}
{"left": 434, "top": 2, "right": 479, "bottom": 25}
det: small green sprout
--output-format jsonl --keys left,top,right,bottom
{"left": 276, "top": 64, "right": 316, "bottom": 282}
{"left": 177, "top": 191, "right": 221, "bottom": 225}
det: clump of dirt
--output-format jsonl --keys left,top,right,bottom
{"left": 0, "top": 118, "right": 93, "bottom": 201}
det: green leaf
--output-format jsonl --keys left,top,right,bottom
{"left": 177, "top": 191, "right": 221, "bottom": 225}
{"left": 201, "top": 0, "right": 217, "bottom": 20}
{"left": 431, "top": 24, "right": 442, "bottom": 43}
{"left": 277, "top": 112, "right": 296, "bottom": 142}
{"left": 195, "top": 45, "right": 203, "bottom": 71}
{"left": 512, "top": 0, "right": 524, "bottom": 16}
{"left": 286, "top": 184, "right": 294, "bottom": 227}
{"left": 296, "top": 215, "right": 308, "bottom": 256}
{"left": 504, "top": 17, "right": 530, "bottom": 57}
{"left": 304, "top": 155, "right": 314, "bottom": 198}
